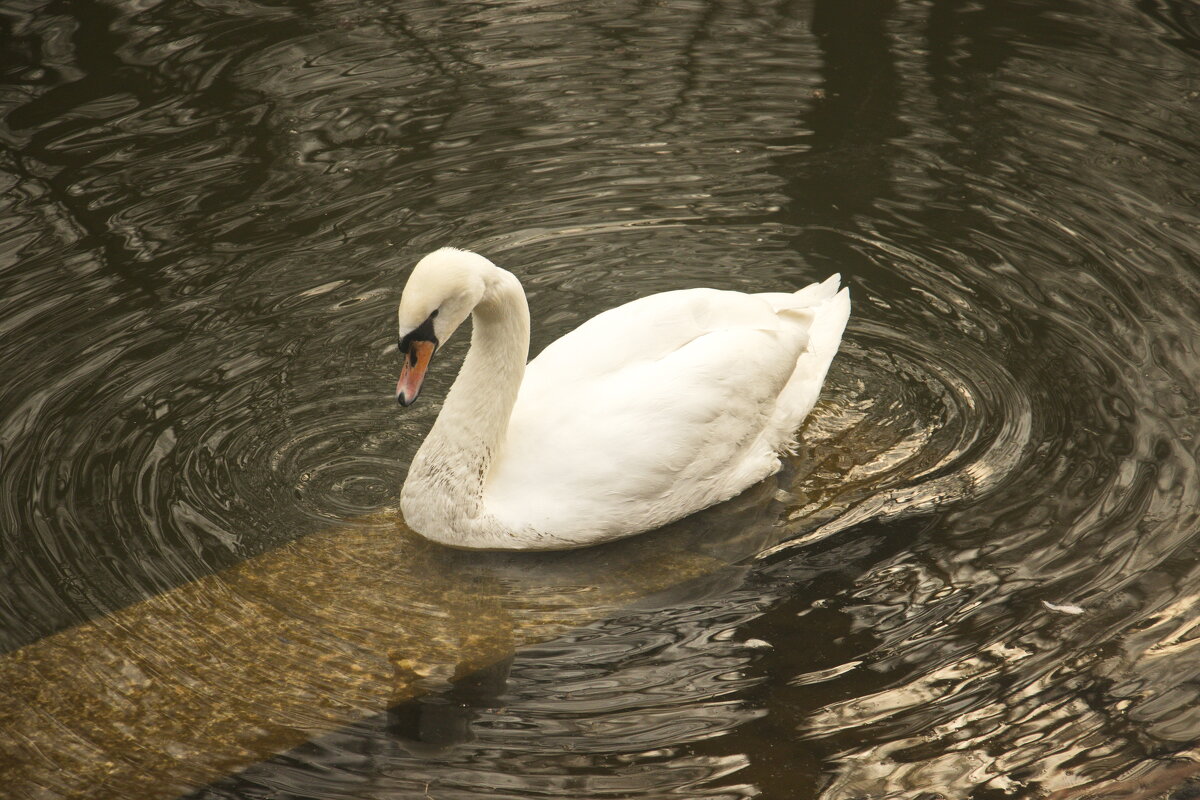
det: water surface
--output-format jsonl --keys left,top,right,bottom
{"left": 2, "top": 0, "right": 1199, "bottom": 797}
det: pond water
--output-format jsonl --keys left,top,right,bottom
{"left": 2, "top": 0, "right": 1199, "bottom": 797}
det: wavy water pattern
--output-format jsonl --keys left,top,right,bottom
{"left": 2, "top": 0, "right": 1200, "bottom": 798}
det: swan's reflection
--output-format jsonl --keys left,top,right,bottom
{"left": 387, "top": 656, "right": 514, "bottom": 755}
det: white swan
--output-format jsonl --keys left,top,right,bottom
{"left": 395, "top": 248, "right": 850, "bottom": 551}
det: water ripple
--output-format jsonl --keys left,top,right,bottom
{"left": 2, "top": 0, "right": 1200, "bottom": 797}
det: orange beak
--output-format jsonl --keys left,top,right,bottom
{"left": 396, "top": 340, "right": 435, "bottom": 406}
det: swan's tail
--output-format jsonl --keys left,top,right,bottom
{"left": 763, "top": 274, "right": 851, "bottom": 452}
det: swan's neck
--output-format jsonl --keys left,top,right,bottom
{"left": 401, "top": 268, "right": 529, "bottom": 543}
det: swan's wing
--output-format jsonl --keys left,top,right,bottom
{"left": 519, "top": 288, "right": 781, "bottom": 386}
{"left": 484, "top": 285, "right": 839, "bottom": 542}
{"left": 760, "top": 275, "right": 851, "bottom": 446}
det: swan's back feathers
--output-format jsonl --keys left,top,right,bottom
{"left": 521, "top": 288, "right": 787, "bottom": 386}
{"left": 483, "top": 277, "right": 849, "bottom": 545}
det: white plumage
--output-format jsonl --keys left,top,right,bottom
{"left": 395, "top": 248, "right": 850, "bottom": 550}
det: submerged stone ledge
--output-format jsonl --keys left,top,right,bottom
{"left": 0, "top": 515, "right": 743, "bottom": 799}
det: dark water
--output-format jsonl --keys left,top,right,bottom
{"left": 2, "top": 0, "right": 1200, "bottom": 797}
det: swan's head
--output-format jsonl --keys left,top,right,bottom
{"left": 395, "top": 248, "right": 491, "bottom": 406}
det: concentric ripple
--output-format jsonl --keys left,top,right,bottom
{"left": 2, "top": 0, "right": 1200, "bottom": 798}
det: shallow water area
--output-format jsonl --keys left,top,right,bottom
{"left": 2, "top": 0, "right": 1200, "bottom": 798}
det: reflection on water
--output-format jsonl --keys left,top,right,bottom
{"left": 2, "top": 0, "right": 1199, "bottom": 797}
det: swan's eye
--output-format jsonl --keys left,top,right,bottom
{"left": 429, "top": 309, "right": 439, "bottom": 319}
{"left": 399, "top": 312, "right": 440, "bottom": 356}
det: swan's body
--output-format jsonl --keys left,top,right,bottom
{"left": 395, "top": 248, "right": 850, "bottom": 550}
